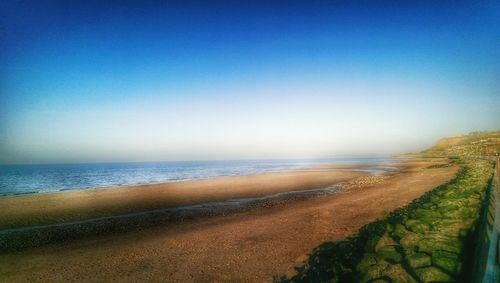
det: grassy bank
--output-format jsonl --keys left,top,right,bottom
{"left": 280, "top": 159, "right": 494, "bottom": 282}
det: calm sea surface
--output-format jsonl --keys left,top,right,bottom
{"left": 0, "top": 157, "right": 405, "bottom": 196}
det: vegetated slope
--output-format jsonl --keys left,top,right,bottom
{"left": 417, "top": 131, "right": 500, "bottom": 158}
{"left": 279, "top": 131, "right": 499, "bottom": 283}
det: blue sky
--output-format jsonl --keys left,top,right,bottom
{"left": 1, "top": 0, "right": 499, "bottom": 164}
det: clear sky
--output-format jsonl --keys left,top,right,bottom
{"left": 1, "top": 0, "right": 499, "bottom": 164}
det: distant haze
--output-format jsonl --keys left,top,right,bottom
{"left": 1, "top": 1, "right": 500, "bottom": 164}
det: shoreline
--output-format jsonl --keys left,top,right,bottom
{"left": 0, "top": 163, "right": 410, "bottom": 253}
{"left": 0, "top": 159, "right": 459, "bottom": 282}
{"left": 0, "top": 163, "right": 402, "bottom": 198}
{"left": 0, "top": 156, "right": 411, "bottom": 197}
{"left": 0, "top": 166, "right": 374, "bottom": 253}
{"left": 0, "top": 164, "right": 405, "bottom": 236}
{"left": 0, "top": 168, "right": 370, "bottom": 230}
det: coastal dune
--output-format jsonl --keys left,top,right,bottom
{"left": 0, "top": 170, "right": 366, "bottom": 230}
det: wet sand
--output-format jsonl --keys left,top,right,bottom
{"left": 0, "top": 170, "right": 366, "bottom": 230}
{"left": 0, "top": 161, "right": 458, "bottom": 282}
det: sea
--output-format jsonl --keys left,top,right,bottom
{"left": 0, "top": 157, "right": 405, "bottom": 196}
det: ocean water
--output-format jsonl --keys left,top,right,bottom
{"left": 0, "top": 157, "right": 404, "bottom": 196}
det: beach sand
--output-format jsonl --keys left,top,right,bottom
{"left": 0, "top": 170, "right": 366, "bottom": 230}
{"left": 0, "top": 161, "right": 458, "bottom": 282}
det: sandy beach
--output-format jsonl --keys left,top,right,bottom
{"left": 0, "top": 169, "right": 366, "bottom": 230}
{"left": 0, "top": 160, "right": 459, "bottom": 282}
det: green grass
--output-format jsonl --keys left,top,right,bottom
{"left": 278, "top": 159, "right": 494, "bottom": 283}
